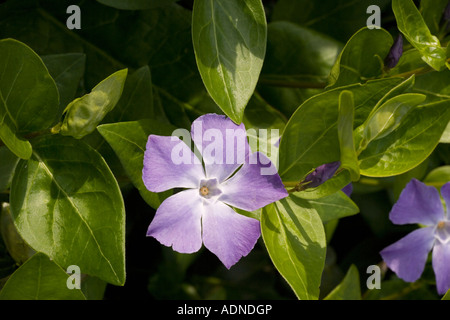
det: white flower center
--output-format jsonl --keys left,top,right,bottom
{"left": 199, "top": 178, "right": 222, "bottom": 200}
{"left": 435, "top": 221, "right": 450, "bottom": 244}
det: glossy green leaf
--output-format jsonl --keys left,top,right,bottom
{"left": 424, "top": 166, "right": 450, "bottom": 187}
{"left": 361, "top": 93, "right": 426, "bottom": 144}
{"left": 96, "top": 0, "right": 178, "bottom": 10}
{"left": 98, "top": 119, "right": 177, "bottom": 209}
{"left": 278, "top": 78, "right": 402, "bottom": 182}
{"left": 41, "top": 53, "right": 86, "bottom": 116}
{"left": 324, "top": 265, "right": 361, "bottom": 300}
{"left": 0, "top": 39, "right": 59, "bottom": 159}
{"left": 359, "top": 99, "right": 450, "bottom": 177}
{"left": 328, "top": 28, "right": 393, "bottom": 88}
{"left": 393, "top": 0, "right": 447, "bottom": 71}
{"left": 10, "top": 135, "right": 126, "bottom": 285}
{"left": 0, "top": 203, "right": 35, "bottom": 265}
{"left": 441, "top": 122, "right": 450, "bottom": 143}
{"left": 293, "top": 192, "right": 359, "bottom": 224}
{"left": 60, "top": 69, "right": 128, "bottom": 139}
{"left": 338, "top": 91, "right": 359, "bottom": 181}
{"left": 0, "top": 38, "right": 59, "bottom": 134}
{"left": 192, "top": 0, "right": 267, "bottom": 123}
{"left": 0, "top": 252, "right": 86, "bottom": 300}
{"left": 0, "top": 147, "right": 19, "bottom": 192}
{"left": 0, "top": 95, "right": 32, "bottom": 160}
{"left": 443, "top": 289, "right": 450, "bottom": 300}
{"left": 413, "top": 69, "right": 450, "bottom": 104}
{"left": 261, "top": 195, "right": 326, "bottom": 300}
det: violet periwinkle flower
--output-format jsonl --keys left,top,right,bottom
{"left": 384, "top": 34, "right": 403, "bottom": 69}
{"left": 303, "top": 161, "right": 341, "bottom": 189}
{"left": 142, "top": 114, "right": 288, "bottom": 269}
{"left": 380, "top": 179, "right": 450, "bottom": 295}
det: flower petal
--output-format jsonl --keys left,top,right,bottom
{"left": 202, "top": 200, "right": 261, "bottom": 269}
{"left": 389, "top": 179, "right": 445, "bottom": 226}
{"left": 432, "top": 239, "right": 450, "bottom": 295}
{"left": 219, "top": 152, "right": 288, "bottom": 211}
{"left": 342, "top": 183, "right": 353, "bottom": 197}
{"left": 147, "top": 189, "right": 203, "bottom": 253}
{"left": 303, "top": 161, "right": 341, "bottom": 188}
{"left": 191, "top": 113, "right": 249, "bottom": 182}
{"left": 441, "top": 182, "right": 450, "bottom": 219}
{"left": 380, "top": 227, "right": 435, "bottom": 282}
{"left": 143, "top": 135, "right": 205, "bottom": 192}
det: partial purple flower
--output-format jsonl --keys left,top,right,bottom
{"left": 303, "top": 161, "right": 341, "bottom": 189}
{"left": 342, "top": 183, "right": 353, "bottom": 197}
{"left": 384, "top": 34, "right": 403, "bottom": 69}
{"left": 143, "top": 113, "right": 288, "bottom": 269}
{"left": 444, "top": 1, "right": 450, "bottom": 22}
{"left": 380, "top": 179, "right": 450, "bottom": 295}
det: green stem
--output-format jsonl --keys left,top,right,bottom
{"left": 379, "top": 280, "right": 425, "bottom": 300}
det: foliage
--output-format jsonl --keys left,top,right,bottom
{"left": 0, "top": 0, "right": 449, "bottom": 300}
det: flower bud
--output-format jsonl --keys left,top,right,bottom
{"left": 384, "top": 34, "right": 403, "bottom": 69}
{"left": 303, "top": 161, "right": 341, "bottom": 188}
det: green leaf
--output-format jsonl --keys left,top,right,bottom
{"left": 261, "top": 195, "right": 326, "bottom": 300}
{"left": 441, "top": 122, "right": 450, "bottom": 143}
{"left": 420, "top": 0, "right": 449, "bottom": 35}
{"left": 96, "top": 0, "right": 178, "bottom": 10}
{"left": 0, "top": 252, "right": 86, "bottom": 300}
{"left": 60, "top": 69, "right": 128, "bottom": 139}
{"left": 393, "top": 0, "right": 447, "bottom": 71}
{"left": 0, "top": 38, "right": 59, "bottom": 134}
{"left": 192, "top": 0, "right": 267, "bottom": 123}
{"left": 41, "top": 53, "right": 86, "bottom": 117}
{"left": 443, "top": 289, "right": 450, "bottom": 300}
{"left": 243, "top": 93, "right": 286, "bottom": 166}
{"left": 98, "top": 119, "right": 177, "bottom": 209}
{"left": 337, "top": 91, "right": 359, "bottom": 181}
{"left": 361, "top": 93, "right": 426, "bottom": 144}
{"left": 278, "top": 78, "right": 402, "bottom": 182}
{"left": 0, "top": 203, "right": 35, "bottom": 265}
{"left": 295, "top": 170, "right": 352, "bottom": 200}
{"left": 294, "top": 192, "right": 359, "bottom": 223}
{"left": 257, "top": 22, "right": 342, "bottom": 117}
{"left": 0, "top": 147, "right": 19, "bottom": 192}
{"left": 324, "top": 265, "right": 361, "bottom": 300}
{"left": 104, "top": 66, "right": 158, "bottom": 123}
{"left": 359, "top": 100, "right": 450, "bottom": 177}
{"left": 271, "top": 0, "right": 391, "bottom": 43}
{"left": 10, "top": 135, "right": 126, "bottom": 285}
{"left": 0, "top": 39, "right": 59, "bottom": 159}
{"left": 328, "top": 28, "right": 393, "bottom": 88}
{"left": 0, "top": 97, "right": 32, "bottom": 160}
{"left": 261, "top": 21, "right": 343, "bottom": 84}
{"left": 424, "top": 166, "right": 450, "bottom": 187}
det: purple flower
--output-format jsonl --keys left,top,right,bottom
{"left": 142, "top": 113, "right": 288, "bottom": 269}
{"left": 342, "top": 183, "right": 353, "bottom": 197}
{"left": 384, "top": 34, "right": 403, "bottom": 69}
{"left": 380, "top": 179, "right": 450, "bottom": 295}
{"left": 303, "top": 161, "right": 341, "bottom": 189}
